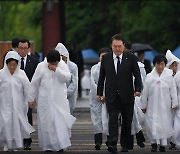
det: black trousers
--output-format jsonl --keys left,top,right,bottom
{"left": 136, "top": 130, "right": 145, "bottom": 143}
{"left": 95, "top": 133, "right": 102, "bottom": 145}
{"left": 27, "top": 108, "right": 33, "bottom": 125}
{"left": 24, "top": 108, "right": 32, "bottom": 146}
{"left": 78, "top": 76, "right": 82, "bottom": 97}
{"left": 107, "top": 95, "right": 134, "bottom": 149}
{"left": 94, "top": 133, "right": 109, "bottom": 145}
{"left": 129, "top": 130, "right": 145, "bottom": 149}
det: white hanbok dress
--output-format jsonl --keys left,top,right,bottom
{"left": 166, "top": 49, "right": 180, "bottom": 73}
{"left": 0, "top": 51, "right": 35, "bottom": 149}
{"left": 55, "top": 43, "right": 78, "bottom": 114}
{"left": 81, "top": 70, "right": 91, "bottom": 91}
{"left": 67, "top": 61, "right": 78, "bottom": 114}
{"left": 166, "top": 49, "right": 180, "bottom": 146}
{"left": 55, "top": 43, "right": 79, "bottom": 114}
{"left": 28, "top": 59, "right": 76, "bottom": 151}
{"left": 90, "top": 62, "right": 108, "bottom": 135}
{"left": 174, "top": 71, "right": 180, "bottom": 146}
{"left": 141, "top": 68, "right": 178, "bottom": 145}
{"left": 131, "top": 62, "right": 146, "bottom": 135}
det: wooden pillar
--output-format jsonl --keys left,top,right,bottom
{"left": 42, "top": 0, "right": 65, "bottom": 58}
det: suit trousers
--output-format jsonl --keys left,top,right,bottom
{"left": 129, "top": 130, "right": 145, "bottom": 149}
{"left": 23, "top": 108, "right": 33, "bottom": 147}
{"left": 107, "top": 94, "right": 134, "bottom": 149}
{"left": 27, "top": 108, "right": 33, "bottom": 125}
{"left": 94, "top": 133, "right": 109, "bottom": 146}
{"left": 94, "top": 133, "right": 102, "bottom": 145}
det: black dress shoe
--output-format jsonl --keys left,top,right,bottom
{"left": 57, "top": 149, "right": 64, "bottom": 152}
{"left": 24, "top": 144, "right": 31, "bottom": 150}
{"left": 128, "top": 147, "right": 133, "bottom": 150}
{"left": 121, "top": 148, "right": 128, "bottom": 152}
{"left": 151, "top": 143, "right": 157, "bottom": 152}
{"left": 169, "top": 142, "right": 178, "bottom": 150}
{"left": 107, "top": 145, "right": 117, "bottom": 153}
{"left": 105, "top": 141, "right": 109, "bottom": 147}
{"left": 159, "top": 146, "right": 166, "bottom": 152}
{"left": 137, "top": 142, "right": 145, "bottom": 148}
{"left": 95, "top": 144, "right": 101, "bottom": 150}
{"left": 45, "top": 150, "right": 53, "bottom": 152}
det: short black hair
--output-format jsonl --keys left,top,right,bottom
{"left": 111, "top": 33, "right": 125, "bottom": 44}
{"left": 47, "top": 49, "right": 60, "bottom": 63}
{"left": 153, "top": 54, "right": 167, "bottom": 66}
{"left": 98, "top": 47, "right": 111, "bottom": 57}
{"left": 12, "top": 38, "right": 19, "bottom": 48}
{"left": 125, "top": 40, "right": 132, "bottom": 50}
{"left": 18, "top": 38, "right": 30, "bottom": 48}
{"left": 137, "top": 51, "right": 145, "bottom": 56}
{"left": 6, "top": 58, "right": 19, "bottom": 65}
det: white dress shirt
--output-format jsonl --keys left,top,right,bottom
{"left": 113, "top": 52, "right": 123, "bottom": 74}
{"left": 20, "top": 55, "right": 27, "bottom": 69}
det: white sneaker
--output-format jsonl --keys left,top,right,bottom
{"left": 3, "top": 145, "right": 8, "bottom": 151}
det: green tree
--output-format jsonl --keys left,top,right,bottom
{"left": 0, "top": 1, "right": 42, "bottom": 52}
{"left": 120, "top": 0, "right": 180, "bottom": 52}
{"left": 1, "top": 0, "right": 180, "bottom": 54}
{"left": 65, "top": 1, "right": 121, "bottom": 51}
{"left": 65, "top": 0, "right": 180, "bottom": 53}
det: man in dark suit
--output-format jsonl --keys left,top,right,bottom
{"left": 17, "top": 38, "right": 39, "bottom": 150}
{"left": 11, "top": 38, "right": 19, "bottom": 52}
{"left": 97, "top": 34, "right": 142, "bottom": 153}
{"left": 137, "top": 51, "right": 152, "bottom": 74}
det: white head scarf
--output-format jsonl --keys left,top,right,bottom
{"left": 166, "top": 49, "right": 180, "bottom": 72}
{"left": 55, "top": 43, "right": 69, "bottom": 59}
{"left": 3, "top": 51, "right": 20, "bottom": 75}
{"left": 5, "top": 50, "right": 20, "bottom": 62}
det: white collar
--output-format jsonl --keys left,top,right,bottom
{"left": 113, "top": 52, "right": 123, "bottom": 60}
{"left": 20, "top": 55, "right": 27, "bottom": 65}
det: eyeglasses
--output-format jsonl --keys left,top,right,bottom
{"left": 18, "top": 47, "right": 29, "bottom": 50}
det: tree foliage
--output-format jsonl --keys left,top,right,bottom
{"left": 0, "top": 1, "right": 42, "bottom": 52}
{"left": 0, "top": 0, "right": 180, "bottom": 53}
{"left": 65, "top": 1, "right": 121, "bottom": 51}
{"left": 65, "top": 0, "right": 180, "bottom": 53}
{"left": 120, "top": 0, "right": 180, "bottom": 52}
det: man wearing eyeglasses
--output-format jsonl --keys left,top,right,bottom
{"left": 17, "top": 38, "right": 39, "bottom": 150}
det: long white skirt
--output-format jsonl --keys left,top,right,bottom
{"left": 0, "top": 110, "right": 35, "bottom": 149}
{"left": 131, "top": 97, "right": 145, "bottom": 135}
{"left": 173, "top": 109, "right": 180, "bottom": 146}
{"left": 37, "top": 106, "right": 76, "bottom": 151}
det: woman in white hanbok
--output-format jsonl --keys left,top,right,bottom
{"left": 131, "top": 61, "right": 146, "bottom": 149}
{"left": 90, "top": 47, "right": 111, "bottom": 150}
{"left": 0, "top": 51, "right": 35, "bottom": 151}
{"left": 55, "top": 43, "right": 78, "bottom": 114}
{"left": 174, "top": 70, "right": 180, "bottom": 147}
{"left": 166, "top": 49, "right": 180, "bottom": 76}
{"left": 166, "top": 49, "right": 180, "bottom": 149}
{"left": 141, "top": 54, "right": 178, "bottom": 152}
{"left": 28, "top": 49, "right": 76, "bottom": 152}
{"left": 81, "top": 69, "right": 91, "bottom": 95}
